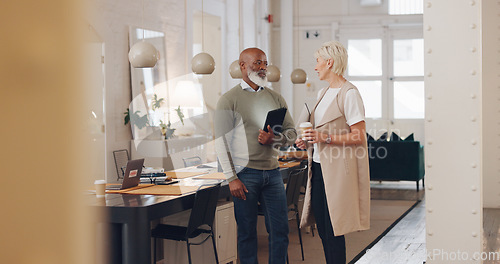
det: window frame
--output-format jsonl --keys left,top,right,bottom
{"left": 339, "top": 26, "right": 423, "bottom": 121}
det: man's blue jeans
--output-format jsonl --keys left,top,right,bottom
{"left": 233, "top": 167, "right": 289, "bottom": 264}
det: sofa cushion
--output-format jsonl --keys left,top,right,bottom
{"left": 377, "top": 132, "right": 388, "bottom": 141}
{"left": 368, "top": 141, "right": 425, "bottom": 182}
{"left": 390, "top": 132, "right": 401, "bottom": 141}
{"left": 404, "top": 133, "right": 414, "bottom": 141}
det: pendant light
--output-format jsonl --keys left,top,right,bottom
{"left": 128, "top": 0, "right": 159, "bottom": 68}
{"left": 229, "top": 60, "right": 242, "bottom": 79}
{"left": 291, "top": 68, "right": 306, "bottom": 83}
{"left": 192, "top": 0, "right": 215, "bottom": 74}
{"left": 267, "top": 65, "right": 281, "bottom": 82}
{"left": 291, "top": 0, "right": 306, "bottom": 84}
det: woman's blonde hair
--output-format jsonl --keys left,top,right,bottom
{"left": 314, "top": 40, "right": 348, "bottom": 76}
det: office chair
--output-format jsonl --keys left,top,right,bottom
{"left": 258, "top": 164, "right": 307, "bottom": 263}
{"left": 113, "top": 149, "right": 130, "bottom": 180}
{"left": 182, "top": 156, "right": 203, "bottom": 167}
{"left": 285, "top": 165, "right": 307, "bottom": 261}
{"left": 298, "top": 160, "right": 315, "bottom": 237}
{"left": 151, "top": 183, "right": 221, "bottom": 264}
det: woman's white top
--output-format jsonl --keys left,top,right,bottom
{"left": 312, "top": 87, "right": 365, "bottom": 163}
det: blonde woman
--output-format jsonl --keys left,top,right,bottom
{"left": 296, "top": 40, "right": 370, "bottom": 263}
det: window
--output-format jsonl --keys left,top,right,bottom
{"left": 393, "top": 81, "right": 424, "bottom": 118}
{"left": 342, "top": 31, "right": 424, "bottom": 121}
{"left": 346, "top": 38, "right": 384, "bottom": 119}
{"left": 351, "top": 81, "right": 382, "bottom": 119}
{"left": 392, "top": 38, "right": 424, "bottom": 119}
{"left": 393, "top": 39, "right": 423, "bottom": 76}
{"left": 348, "top": 39, "right": 382, "bottom": 76}
{"left": 389, "top": 0, "right": 423, "bottom": 15}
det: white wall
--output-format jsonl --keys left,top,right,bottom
{"left": 424, "top": 1, "right": 483, "bottom": 262}
{"left": 90, "top": 0, "right": 186, "bottom": 181}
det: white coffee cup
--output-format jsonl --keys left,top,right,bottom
{"left": 299, "top": 122, "right": 313, "bottom": 140}
{"left": 94, "top": 179, "right": 106, "bottom": 197}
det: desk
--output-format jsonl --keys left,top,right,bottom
{"left": 92, "top": 162, "right": 301, "bottom": 264}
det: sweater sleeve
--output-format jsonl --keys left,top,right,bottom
{"left": 214, "top": 96, "right": 239, "bottom": 182}
{"left": 275, "top": 94, "right": 297, "bottom": 147}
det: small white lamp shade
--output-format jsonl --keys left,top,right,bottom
{"left": 192, "top": 52, "right": 215, "bottom": 74}
{"left": 267, "top": 65, "right": 281, "bottom": 82}
{"left": 229, "top": 60, "right": 242, "bottom": 79}
{"left": 128, "top": 41, "right": 159, "bottom": 68}
{"left": 291, "top": 68, "right": 307, "bottom": 84}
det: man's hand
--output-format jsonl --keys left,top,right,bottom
{"left": 295, "top": 138, "right": 307, "bottom": 149}
{"left": 258, "top": 125, "right": 275, "bottom": 145}
{"left": 229, "top": 179, "right": 248, "bottom": 200}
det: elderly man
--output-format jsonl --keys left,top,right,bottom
{"left": 215, "top": 48, "right": 296, "bottom": 264}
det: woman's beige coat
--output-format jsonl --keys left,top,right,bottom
{"left": 299, "top": 81, "right": 370, "bottom": 236}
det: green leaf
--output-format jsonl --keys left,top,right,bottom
{"left": 175, "top": 106, "right": 184, "bottom": 125}
{"left": 124, "top": 108, "right": 130, "bottom": 125}
{"left": 129, "top": 110, "right": 149, "bottom": 129}
{"left": 151, "top": 94, "right": 165, "bottom": 111}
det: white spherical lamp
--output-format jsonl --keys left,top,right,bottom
{"left": 128, "top": 41, "right": 160, "bottom": 68}
{"left": 291, "top": 68, "right": 307, "bottom": 84}
{"left": 192, "top": 52, "right": 215, "bottom": 74}
{"left": 267, "top": 65, "right": 281, "bottom": 82}
{"left": 229, "top": 60, "right": 242, "bottom": 79}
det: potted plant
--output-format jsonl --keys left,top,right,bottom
{"left": 124, "top": 94, "right": 185, "bottom": 139}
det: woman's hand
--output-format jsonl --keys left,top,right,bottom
{"left": 303, "top": 129, "right": 329, "bottom": 144}
{"left": 295, "top": 138, "right": 307, "bottom": 149}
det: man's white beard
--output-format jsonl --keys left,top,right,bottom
{"left": 248, "top": 71, "right": 268, "bottom": 88}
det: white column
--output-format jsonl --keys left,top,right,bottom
{"left": 256, "top": 0, "right": 271, "bottom": 55}
{"left": 481, "top": 0, "right": 500, "bottom": 209}
{"left": 280, "top": 0, "right": 293, "bottom": 115}
{"left": 242, "top": 0, "right": 256, "bottom": 48}
{"left": 424, "top": 1, "right": 483, "bottom": 263}
{"left": 225, "top": 0, "right": 240, "bottom": 92}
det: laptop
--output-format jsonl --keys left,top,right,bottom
{"left": 106, "top": 158, "right": 145, "bottom": 190}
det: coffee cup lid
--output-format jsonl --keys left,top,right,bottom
{"left": 299, "top": 122, "right": 312, "bottom": 127}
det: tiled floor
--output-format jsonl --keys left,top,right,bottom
{"left": 256, "top": 181, "right": 425, "bottom": 264}
{"left": 355, "top": 182, "right": 500, "bottom": 264}
{"left": 253, "top": 181, "right": 500, "bottom": 264}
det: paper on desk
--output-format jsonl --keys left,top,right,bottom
{"left": 193, "top": 172, "right": 227, "bottom": 180}
{"left": 142, "top": 167, "right": 164, "bottom": 173}
{"left": 279, "top": 160, "right": 302, "bottom": 168}
{"left": 124, "top": 185, "right": 200, "bottom": 196}
{"left": 164, "top": 171, "right": 207, "bottom": 179}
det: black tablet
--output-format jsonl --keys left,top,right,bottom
{"left": 263, "top": 108, "right": 287, "bottom": 135}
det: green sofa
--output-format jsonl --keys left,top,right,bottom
{"left": 368, "top": 140, "right": 425, "bottom": 191}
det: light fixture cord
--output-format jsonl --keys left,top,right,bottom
{"left": 185, "top": 0, "right": 188, "bottom": 73}
{"left": 142, "top": 0, "right": 145, "bottom": 40}
{"left": 201, "top": 0, "right": 205, "bottom": 51}
{"left": 296, "top": 0, "right": 300, "bottom": 67}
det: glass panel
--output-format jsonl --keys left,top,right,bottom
{"left": 351, "top": 81, "right": 382, "bottom": 119}
{"left": 393, "top": 39, "right": 424, "bottom": 76}
{"left": 389, "top": 0, "right": 423, "bottom": 15}
{"left": 394, "top": 81, "right": 424, "bottom": 119}
{"left": 348, "top": 39, "right": 382, "bottom": 76}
